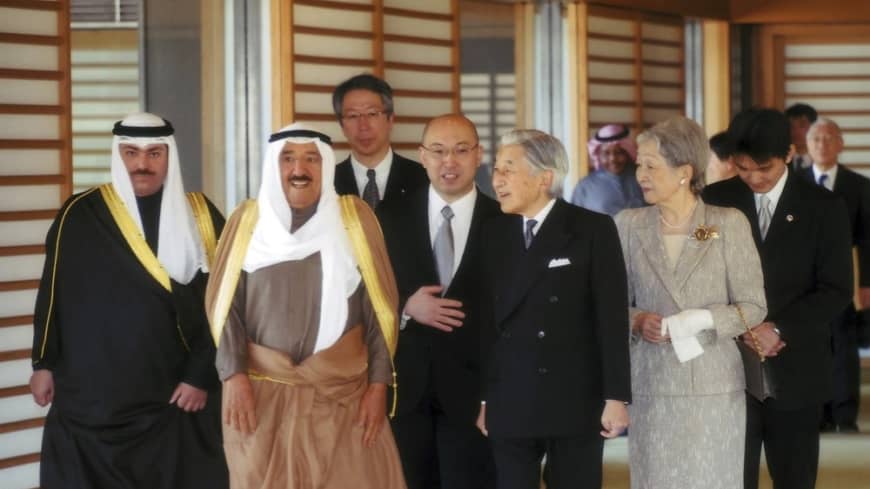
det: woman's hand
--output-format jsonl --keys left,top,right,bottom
{"left": 633, "top": 312, "right": 668, "bottom": 343}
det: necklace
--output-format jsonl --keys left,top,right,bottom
{"left": 659, "top": 200, "right": 698, "bottom": 229}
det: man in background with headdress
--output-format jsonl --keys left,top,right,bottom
{"left": 570, "top": 123, "right": 646, "bottom": 216}
{"left": 209, "top": 122, "right": 406, "bottom": 489}
{"left": 30, "top": 112, "right": 228, "bottom": 489}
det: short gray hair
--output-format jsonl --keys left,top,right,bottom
{"left": 636, "top": 116, "right": 709, "bottom": 195}
{"left": 807, "top": 117, "right": 843, "bottom": 140}
{"left": 498, "top": 129, "right": 568, "bottom": 198}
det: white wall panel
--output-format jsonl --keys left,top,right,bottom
{"left": 294, "top": 91, "right": 334, "bottom": 114}
{"left": 294, "top": 34, "right": 371, "bottom": 59}
{"left": 72, "top": 100, "right": 138, "bottom": 116}
{"left": 0, "top": 7, "right": 57, "bottom": 36}
{"left": 294, "top": 63, "right": 372, "bottom": 86}
{"left": 785, "top": 44, "right": 870, "bottom": 58}
{"left": 384, "top": 42, "right": 451, "bottom": 65}
{"left": 0, "top": 290, "right": 39, "bottom": 318}
{"left": 588, "top": 61, "right": 634, "bottom": 79}
{"left": 588, "top": 38, "right": 633, "bottom": 58}
{"left": 0, "top": 186, "right": 61, "bottom": 212}
{"left": 0, "top": 44, "right": 58, "bottom": 70}
{"left": 72, "top": 135, "right": 113, "bottom": 151}
{"left": 642, "top": 43, "right": 681, "bottom": 60}
{"left": 0, "top": 150, "right": 60, "bottom": 176}
{"left": 786, "top": 61, "right": 870, "bottom": 76}
{"left": 385, "top": 0, "right": 450, "bottom": 14}
{"left": 0, "top": 79, "right": 59, "bottom": 105}
{"left": 588, "top": 16, "right": 633, "bottom": 36}
{"left": 590, "top": 106, "right": 634, "bottom": 123}
{"left": 590, "top": 83, "right": 635, "bottom": 102}
{"left": 393, "top": 96, "right": 452, "bottom": 117}
{"left": 0, "top": 462, "right": 39, "bottom": 489}
{"left": 643, "top": 86, "right": 682, "bottom": 104}
{"left": 73, "top": 84, "right": 138, "bottom": 98}
{"left": 386, "top": 69, "right": 452, "bottom": 91}
{"left": 642, "top": 65, "right": 681, "bottom": 83}
{"left": 0, "top": 220, "right": 53, "bottom": 247}
{"left": 71, "top": 66, "right": 138, "bottom": 82}
{"left": 841, "top": 151, "right": 870, "bottom": 164}
{"left": 294, "top": 5, "right": 371, "bottom": 31}
{"left": 641, "top": 22, "right": 681, "bottom": 42}
{"left": 830, "top": 115, "right": 870, "bottom": 128}
{"left": 384, "top": 15, "right": 451, "bottom": 40}
{"left": 391, "top": 123, "right": 427, "bottom": 142}
{"left": 786, "top": 80, "right": 870, "bottom": 93}
{"left": 0, "top": 395, "right": 49, "bottom": 425}
{"left": 843, "top": 133, "right": 870, "bottom": 146}
{"left": 0, "top": 359, "right": 33, "bottom": 389}
{"left": 0, "top": 427, "right": 43, "bottom": 460}
{"left": 0, "top": 255, "right": 44, "bottom": 282}
{"left": 643, "top": 107, "right": 683, "bottom": 124}
{"left": 0, "top": 115, "right": 60, "bottom": 140}
{"left": 785, "top": 97, "right": 870, "bottom": 111}
{"left": 0, "top": 325, "right": 34, "bottom": 353}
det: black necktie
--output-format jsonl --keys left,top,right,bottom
{"left": 362, "top": 169, "right": 380, "bottom": 209}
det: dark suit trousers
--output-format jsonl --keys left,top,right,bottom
{"left": 489, "top": 435, "right": 604, "bottom": 489}
{"left": 745, "top": 395, "right": 822, "bottom": 489}
{"left": 391, "top": 390, "right": 495, "bottom": 489}
{"left": 823, "top": 307, "right": 860, "bottom": 428}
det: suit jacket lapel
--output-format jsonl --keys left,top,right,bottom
{"left": 496, "top": 200, "right": 572, "bottom": 326}
{"left": 412, "top": 190, "right": 439, "bottom": 285}
{"left": 447, "top": 193, "right": 485, "bottom": 294}
{"left": 763, "top": 172, "right": 800, "bottom": 247}
{"left": 633, "top": 207, "right": 681, "bottom": 304}
{"left": 336, "top": 158, "right": 360, "bottom": 195}
{"left": 384, "top": 153, "right": 408, "bottom": 202}
{"left": 672, "top": 201, "right": 715, "bottom": 294}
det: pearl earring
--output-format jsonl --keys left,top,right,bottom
{"left": 679, "top": 177, "right": 687, "bottom": 185}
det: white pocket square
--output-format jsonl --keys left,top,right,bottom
{"left": 548, "top": 258, "right": 571, "bottom": 268}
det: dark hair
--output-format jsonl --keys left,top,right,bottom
{"left": 727, "top": 108, "right": 791, "bottom": 162}
{"left": 331, "top": 74, "right": 394, "bottom": 120}
{"left": 709, "top": 131, "right": 732, "bottom": 160}
{"left": 785, "top": 103, "right": 818, "bottom": 123}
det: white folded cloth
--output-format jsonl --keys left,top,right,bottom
{"left": 661, "top": 309, "right": 714, "bottom": 363}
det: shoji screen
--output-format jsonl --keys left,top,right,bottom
{"left": 784, "top": 41, "right": 870, "bottom": 177}
{"left": 0, "top": 1, "right": 71, "bottom": 488}
{"left": 571, "top": 5, "right": 684, "bottom": 173}
{"left": 274, "top": 0, "right": 458, "bottom": 160}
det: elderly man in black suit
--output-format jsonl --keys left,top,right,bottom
{"left": 477, "top": 129, "right": 631, "bottom": 489}
{"left": 332, "top": 74, "right": 427, "bottom": 209}
{"left": 377, "top": 114, "right": 499, "bottom": 489}
{"left": 704, "top": 108, "right": 853, "bottom": 489}
{"left": 800, "top": 117, "right": 870, "bottom": 433}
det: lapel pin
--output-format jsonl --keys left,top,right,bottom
{"left": 786, "top": 214, "right": 794, "bottom": 222}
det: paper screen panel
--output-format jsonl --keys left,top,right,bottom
{"left": 0, "top": 220, "right": 53, "bottom": 247}
{"left": 294, "top": 33, "right": 372, "bottom": 59}
{"left": 384, "top": 0, "right": 450, "bottom": 15}
{"left": 294, "top": 4, "right": 371, "bottom": 31}
{"left": 588, "top": 15, "right": 633, "bottom": 37}
{"left": 0, "top": 149, "right": 60, "bottom": 176}
{"left": 0, "top": 43, "right": 58, "bottom": 70}
{"left": 0, "top": 7, "right": 58, "bottom": 36}
{"left": 0, "top": 255, "right": 44, "bottom": 282}
{"left": 0, "top": 79, "right": 59, "bottom": 106}
{"left": 295, "top": 64, "right": 373, "bottom": 87}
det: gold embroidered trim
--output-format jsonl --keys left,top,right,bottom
{"left": 209, "top": 200, "right": 258, "bottom": 346}
{"left": 37, "top": 187, "right": 100, "bottom": 362}
{"left": 338, "top": 195, "right": 399, "bottom": 418}
{"left": 186, "top": 192, "right": 217, "bottom": 267}
{"left": 99, "top": 184, "right": 171, "bottom": 291}
{"left": 248, "top": 370, "right": 297, "bottom": 386}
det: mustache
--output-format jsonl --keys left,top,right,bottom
{"left": 288, "top": 175, "right": 312, "bottom": 183}
{"left": 130, "top": 169, "right": 156, "bottom": 176}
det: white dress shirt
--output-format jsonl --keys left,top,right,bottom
{"left": 811, "top": 163, "right": 838, "bottom": 191}
{"left": 523, "top": 198, "right": 557, "bottom": 239}
{"left": 755, "top": 167, "right": 789, "bottom": 215}
{"left": 351, "top": 148, "right": 394, "bottom": 199}
{"left": 428, "top": 185, "right": 477, "bottom": 277}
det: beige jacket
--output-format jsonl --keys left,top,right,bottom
{"left": 615, "top": 200, "right": 767, "bottom": 397}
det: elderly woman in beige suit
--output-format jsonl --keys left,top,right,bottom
{"left": 615, "top": 116, "right": 767, "bottom": 489}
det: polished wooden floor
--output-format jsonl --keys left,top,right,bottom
{"left": 600, "top": 361, "right": 870, "bottom": 489}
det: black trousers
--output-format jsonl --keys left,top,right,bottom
{"left": 745, "top": 395, "right": 822, "bottom": 489}
{"left": 489, "top": 434, "right": 604, "bottom": 489}
{"left": 391, "top": 393, "right": 495, "bottom": 489}
{"left": 823, "top": 307, "right": 860, "bottom": 429}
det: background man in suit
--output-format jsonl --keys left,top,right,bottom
{"left": 800, "top": 118, "right": 870, "bottom": 433}
{"left": 477, "top": 129, "right": 631, "bottom": 489}
{"left": 786, "top": 103, "right": 818, "bottom": 172}
{"left": 704, "top": 108, "right": 853, "bottom": 489}
{"left": 332, "top": 74, "right": 428, "bottom": 209}
{"left": 378, "top": 114, "right": 499, "bottom": 489}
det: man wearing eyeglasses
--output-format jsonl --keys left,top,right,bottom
{"left": 332, "top": 74, "right": 428, "bottom": 209}
{"left": 377, "top": 114, "right": 500, "bottom": 489}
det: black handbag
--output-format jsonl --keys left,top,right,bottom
{"left": 735, "top": 305, "right": 776, "bottom": 401}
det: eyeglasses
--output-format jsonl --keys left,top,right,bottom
{"left": 341, "top": 110, "right": 389, "bottom": 124}
{"left": 420, "top": 143, "right": 479, "bottom": 160}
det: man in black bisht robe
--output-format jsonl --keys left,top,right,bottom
{"left": 29, "top": 112, "right": 229, "bottom": 489}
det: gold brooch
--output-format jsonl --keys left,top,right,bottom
{"left": 690, "top": 224, "right": 720, "bottom": 241}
